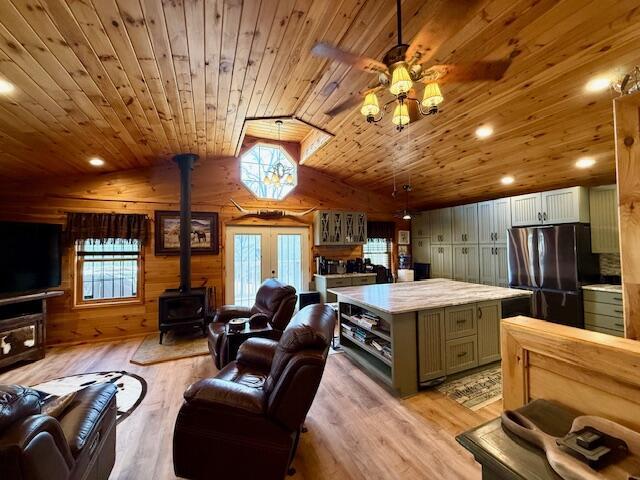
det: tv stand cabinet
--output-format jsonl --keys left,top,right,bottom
{"left": 0, "top": 290, "right": 63, "bottom": 369}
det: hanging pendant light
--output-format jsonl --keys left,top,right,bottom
{"left": 392, "top": 102, "right": 410, "bottom": 127}
{"left": 389, "top": 63, "right": 412, "bottom": 96}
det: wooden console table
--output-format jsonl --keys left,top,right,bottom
{"left": 0, "top": 290, "right": 63, "bottom": 369}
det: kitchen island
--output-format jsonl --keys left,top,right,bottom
{"left": 329, "top": 279, "right": 532, "bottom": 397}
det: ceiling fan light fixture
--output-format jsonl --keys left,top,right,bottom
{"left": 360, "top": 92, "right": 380, "bottom": 117}
{"left": 421, "top": 82, "right": 443, "bottom": 107}
{"left": 403, "top": 211, "right": 411, "bottom": 220}
{"left": 389, "top": 63, "right": 412, "bottom": 96}
{"left": 392, "top": 102, "right": 410, "bottom": 127}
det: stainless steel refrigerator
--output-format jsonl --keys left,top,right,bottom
{"left": 507, "top": 224, "right": 598, "bottom": 328}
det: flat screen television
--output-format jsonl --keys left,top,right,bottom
{"left": 0, "top": 221, "right": 62, "bottom": 296}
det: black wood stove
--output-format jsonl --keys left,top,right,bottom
{"left": 158, "top": 153, "right": 209, "bottom": 344}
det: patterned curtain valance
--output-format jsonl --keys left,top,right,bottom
{"left": 65, "top": 212, "right": 148, "bottom": 245}
{"left": 367, "top": 221, "right": 395, "bottom": 240}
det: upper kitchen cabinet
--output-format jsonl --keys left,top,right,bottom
{"left": 314, "top": 211, "right": 367, "bottom": 245}
{"left": 477, "top": 198, "right": 511, "bottom": 244}
{"left": 413, "top": 237, "right": 431, "bottom": 264}
{"left": 452, "top": 204, "right": 478, "bottom": 244}
{"left": 589, "top": 185, "right": 619, "bottom": 253}
{"left": 429, "top": 208, "right": 452, "bottom": 244}
{"left": 411, "top": 212, "right": 430, "bottom": 239}
{"left": 511, "top": 187, "right": 589, "bottom": 227}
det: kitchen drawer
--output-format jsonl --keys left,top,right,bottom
{"left": 444, "top": 305, "right": 477, "bottom": 340}
{"left": 326, "top": 278, "right": 352, "bottom": 288}
{"left": 585, "top": 324, "right": 624, "bottom": 338}
{"left": 584, "top": 312, "right": 625, "bottom": 332}
{"left": 351, "top": 276, "right": 375, "bottom": 286}
{"left": 445, "top": 336, "right": 478, "bottom": 375}
{"left": 584, "top": 300, "right": 624, "bottom": 318}
{"left": 583, "top": 289, "right": 623, "bottom": 305}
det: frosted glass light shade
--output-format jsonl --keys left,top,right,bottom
{"left": 421, "top": 82, "right": 443, "bottom": 107}
{"left": 389, "top": 64, "right": 412, "bottom": 96}
{"left": 360, "top": 92, "right": 380, "bottom": 116}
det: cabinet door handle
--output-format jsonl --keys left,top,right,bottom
{"left": 538, "top": 212, "right": 542, "bottom": 221}
{"left": 478, "top": 307, "right": 483, "bottom": 319}
{"left": 615, "top": 322, "right": 624, "bottom": 328}
{"left": 613, "top": 297, "right": 623, "bottom": 301}
{"left": 614, "top": 309, "right": 624, "bottom": 314}
{"left": 543, "top": 212, "right": 547, "bottom": 221}
{"left": 457, "top": 351, "right": 468, "bottom": 358}
{"left": 456, "top": 319, "right": 466, "bottom": 324}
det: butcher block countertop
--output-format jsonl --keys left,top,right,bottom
{"left": 328, "top": 279, "right": 532, "bottom": 314}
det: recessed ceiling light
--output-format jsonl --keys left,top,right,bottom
{"left": 585, "top": 77, "right": 610, "bottom": 93}
{"left": 0, "top": 79, "right": 15, "bottom": 95}
{"left": 501, "top": 176, "right": 514, "bottom": 185}
{"left": 475, "top": 125, "right": 494, "bottom": 139}
{"left": 89, "top": 157, "right": 105, "bottom": 167}
{"left": 576, "top": 156, "right": 596, "bottom": 169}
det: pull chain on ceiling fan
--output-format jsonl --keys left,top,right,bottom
{"left": 312, "top": 0, "right": 511, "bottom": 130}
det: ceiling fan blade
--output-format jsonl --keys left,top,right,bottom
{"left": 406, "top": 0, "right": 481, "bottom": 64}
{"left": 323, "top": 84, "right": 384, "bottom": 117}
{"left": 426, "top": 60, "right": 511, "bottom": 84}
{"left": 311, "top": 42, "right": 388, "bottom": 73}
{"left": 324, "top": 96, "right": 363, "bottom": 117}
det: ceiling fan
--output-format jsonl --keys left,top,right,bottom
{"left": 311, "top": 0, "right": 511, "bottom": 130}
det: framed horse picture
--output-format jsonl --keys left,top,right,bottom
{"left": 154, "top": 211, "right": 219, "bottom": 255}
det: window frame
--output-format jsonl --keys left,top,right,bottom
{"left": 239, "top": 142, "right": 298, "bottom": 201}
{"left": 363, "top": 237, "right": 392, "bottom": 269}
{"left": 73, "top": 239, "right": 145, "bottom": 309}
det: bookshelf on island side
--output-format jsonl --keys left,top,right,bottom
{"left": 329, "top": 279, "right": 533, "bottom": 397}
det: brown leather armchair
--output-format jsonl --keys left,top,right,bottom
{"left": 207, "top": 278, "right": 297, "bottom": 369}
{"left": 0, "top": 383, "right": 117, "bottom": 480}
{"left": 174, "top": 303, "right": 336, "bottom": 480}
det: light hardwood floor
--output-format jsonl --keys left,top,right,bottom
{"left": 0, "top": 339, "right": 500, "bottom": 479}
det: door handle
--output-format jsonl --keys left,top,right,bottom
{"left": 538, "top": 212, "right": 542, "bottom": 221}
{"left": 478, "top": 307, "right": 483, "bottom": 319}
{"left": 543, "top": 212, "right": 547, "bottom": 221}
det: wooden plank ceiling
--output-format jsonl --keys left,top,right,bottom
{"left": 0, "top": 0, "right": 637, "bottom": 207}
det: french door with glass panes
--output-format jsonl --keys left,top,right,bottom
{"left": 225, "top": 226, "right": 309, "bottom": 306}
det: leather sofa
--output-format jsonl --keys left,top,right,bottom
{"left": 174, "top": 303, "right": 336, "bottom": 480}
{"left": 0, "top": 383, "right": 117, "bottom": 480}
{"left": 208, "top": 278, "right": 297, "bottom": 369}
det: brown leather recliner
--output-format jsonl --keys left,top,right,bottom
{"left": 0, "top": 383, "right": 117, "bottom": 480}
{"left": 208, "top": 278, "right": 297, "bottom": 369}
{"left": 174, "top": 303, "right": 336, "bottom": 480}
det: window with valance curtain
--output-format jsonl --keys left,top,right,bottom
{"left": 364, "top": 221, "right": 395, "bottom": 268}
{"left": 65, "top": 212, "right": 149, "bottom": 246}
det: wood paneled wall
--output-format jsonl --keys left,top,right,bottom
{"left": 502, "top": 317, "right": 640, "bottom": 431}
{"left": 614, "top": 91, "right": 640, "bottom": 340}
{"left": 0, "top": 156, "right": 404, "bottom": 345}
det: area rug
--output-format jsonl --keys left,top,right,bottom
{"left": 32, "top": 371, "right": 146, "bottom": 424}
{"left": 436, "top": 365, "right": 502, "bottom": 411}
{"left": 130, "top": 329, "right": 209, "bottom": 366}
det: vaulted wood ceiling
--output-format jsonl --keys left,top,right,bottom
{"left": 0, "top": 0, "right": 637, "bottom": 208}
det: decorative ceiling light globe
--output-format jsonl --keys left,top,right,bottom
{"left": 360, "top": 92, "right": 380, "bottom": 117}
{"left": 392, "top": 102, "right": 410, "bottom": 127}
{"left": 389, "top": 64, "right": 412, "bottom": 96}
{"left": 421, "top": 82, "right": 444, "bottom": 107}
